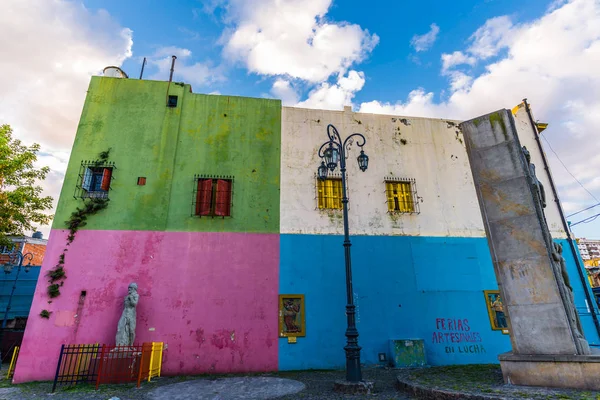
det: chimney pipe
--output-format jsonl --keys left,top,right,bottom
{"left": 169, "top": 55, "right": 177, "bottom": 83}
{"left": 166, "top": 55, "right": 177, "bottom": 106}
{"left": 139, "top": 57, "right": 147, "bottom": 80}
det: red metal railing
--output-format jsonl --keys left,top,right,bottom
{"left": 52, "top": 343, "right": 160, "bottom": 392}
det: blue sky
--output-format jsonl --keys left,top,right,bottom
{"left": 2, "top": 0, "right": 600, "bottom": 239}
{"left": 84, "top": 0, "right": 550, "bottom": 107}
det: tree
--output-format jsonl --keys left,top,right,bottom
{"left": 0, "top": 124, "right": 53, "bottom": 247}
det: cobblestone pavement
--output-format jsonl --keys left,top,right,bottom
{"left": 0, "top": 367, "right": 413, "bottom": 400}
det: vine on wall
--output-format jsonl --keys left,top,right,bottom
{"left": 42, "top": 149, "right": 111, "bottom": 311}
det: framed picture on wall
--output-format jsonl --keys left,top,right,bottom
{"left": 278, "top": 294, "right": 306, "bottom": 337}
{"left": 484, "top": 290, "right": 510, "bottom": 335}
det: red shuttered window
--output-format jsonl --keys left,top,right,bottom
{"left": 214, "top": 179, "right": 232, "bottom": 217}
{"left": 194, "top": 177, "right": 233, "bottom": 217}
{"left": 196, "top": 179, "right": 213, "bottom": 216}
{"left": 100, "top": 168, "right": 112, "bottom": 191}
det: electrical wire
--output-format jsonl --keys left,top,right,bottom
{"left": 567, "top": 201, "right": 600, "bottom": 218}
{"left": 571, "top": 212, "right": 600, "bottom": 227}
{"left": 540, "top": 134, "right": 599, "bottom": 203}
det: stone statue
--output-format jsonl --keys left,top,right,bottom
{"left": 522, "top": 145, "right": 590, "bottom": 354}
{"left": 552, "top": 243, "right": 589, "bottom": 348}
{"left": 522, "top": 146, "right": 546, "bottom": 208}
{"left": 116, "top": 282, "right": 139, "bottom": 347}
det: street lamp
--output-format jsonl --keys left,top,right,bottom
{"left": 317, "top": 124, "right": 368, "bottom": 383}
{"left": 0, "top": 249, "right": 33, "bottom": 366}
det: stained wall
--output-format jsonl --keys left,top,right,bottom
{"left": 14, "top": 77, "right": 281, "bottom": 382}
{"left": 277, "top": 106, "right": 597, "bottom": 370}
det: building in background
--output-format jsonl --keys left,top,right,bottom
{"left": 0, "top": 233, "right": 45, "bottom": 362}
{"left": 578, "top": 238, "right": 600, "bottom": 261}
{"left": 12, "top": 75, "right": 600, "bottom": 382}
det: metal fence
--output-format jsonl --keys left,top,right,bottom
{"left": 52, "top": 344, "right": 100, "bottom": 392}
{"left": 147, "top": 342, "right": 163, "bottom": 382}
{"left": 52, "top": 343, "right": 163, "bottom": 392}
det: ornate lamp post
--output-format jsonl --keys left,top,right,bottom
{"left": 317, "top": 124, "right": 368, "bottom": 383}
{"left": 0, "top": 249, "right": 33, "bottom": 366}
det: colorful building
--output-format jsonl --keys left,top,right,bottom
{"left": 0, "top": 233, "right": 46, "bottom": 361}
{"left": 13, "top": 75, "right": 600, "bottom": 382}
{"left": 578, "top": 238, "right": 600, "bottom": 261}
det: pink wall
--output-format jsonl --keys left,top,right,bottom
{"left": 14, "top": 230, "right": 279, "bottom": 383}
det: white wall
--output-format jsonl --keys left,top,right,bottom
{"left": 280, "top": 105, "right": 568, "bottom": 239}
{"left": 280, "top": 106, "right": 486, "bottom": 237}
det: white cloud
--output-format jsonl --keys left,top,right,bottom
{"left": 359, "top": 0, "right": 600, "bottom": 236}
{"left": 467, "top": 16, "right": 514, "bottom": 59}
{"left": 448, "top": 71, "right": 473, "bottom": 92}
{"left": 221, "top": 0, "right": 378, "bottom": 82}
{"left": 441, "top": 51, "right": 477, "bottom": 73}
{"left": 411, "top": 23, "right": 440, "bottom": 52}
{"left": 0, "top": 0, "right": 133, "bottom": 236}
{"left": 271, "top": 79, "right": 300, "bottom": 105}
{"left": 147, "top": 47, "right": 225, "bottom": 86}
{"left": 360, "top": 88, "right": 443, "bottom": 118}
{"left": 296, "top": 70, "right": 365, "bottom": 110}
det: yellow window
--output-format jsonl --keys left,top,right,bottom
{"left": 317, "top": 178, "right": 343, "bottom": 209}
{"left": 385, "top": 181, "right": 415, "bottom": 213}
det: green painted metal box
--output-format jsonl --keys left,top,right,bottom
{"left": 389, "top": 339, "right": 427, "bottom": 367}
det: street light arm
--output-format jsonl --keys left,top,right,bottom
{"left": 326, "top": 124, "right": 343, "bottom": 144}
{"left": 343, "top": 133, "right": 366, "bottom": 150}
{"left": 7, "top": 252, "right": 33, "bottom": 267}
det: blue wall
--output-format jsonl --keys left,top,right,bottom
{"left": 278, "top": 235, "right": 599, "bottom": 370}
{"left": 0, "top": 266, "right": 41, "bottom": 320}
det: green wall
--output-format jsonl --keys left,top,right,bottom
{"left": 53, "top": 76, "right": 281, "bottom": 233}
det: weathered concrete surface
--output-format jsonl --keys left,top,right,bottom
{"left": 333, "top": 379, "right": 375, "bottom": 394}
{"left": 396, "top": 364, "right": 600, "bottom": 399}
{"left": 460, "top": 109, "right": 600, "bottom": 390}
{"left": 499, "top": 352, "right": 600, "bottom": 390}
{"left": 146, "top": 377, "right": 305, "bottom": 400}
{"left": 459, "top": 109, "right": 583, "bottom": 356}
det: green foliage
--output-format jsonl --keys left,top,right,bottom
{"left": 47, "top": 284, "right": 61, "bottom": 298}
{"left": 41, "top": 150, "right": 111, "bottom": 312}
{"left": 0, "top": 124, "right": 53, "bottom": 247}
{"left": 95, "top": 148, "right": 111, "bottom": 165}
{"left": 40, "top": 309, "right": 51, "bottom": 319}
{"left": 46, "top": 266, "right": 65, "bottom": 283}
{"left": 64, "top": 198, "right": 109, "bottom": 245}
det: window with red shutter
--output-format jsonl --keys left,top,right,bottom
{"left": 77, "top": 160, "right": 115, "bottom": 199}
{"left": 214, "top": 179, "right": 232, "bottom": 217}
{"left": 196, "top": 179, "right": 213, "bottom": 216}
{"left": 100, "top": 168, "right": 112, "bottom": 191}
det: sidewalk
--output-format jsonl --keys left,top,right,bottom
{"left": 0, "top": 367, "right": 412, "bottom": 400}
{"left": 396, "top": 364, "right": 600, "bottom": 400}
{"left": 5, "top": 363, "right": 600, "bottom": 399}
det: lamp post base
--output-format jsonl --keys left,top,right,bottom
{"left": 333, "top": 379, "right": 375, "bottom": 394}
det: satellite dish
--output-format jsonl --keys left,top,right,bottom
{"left": 103, "top": 66, "right": 129, "bottom": 79}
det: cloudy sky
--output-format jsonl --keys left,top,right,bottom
{"left": 2, "top": 0, "right": 600, "bottom": 238}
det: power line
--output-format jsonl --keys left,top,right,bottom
{"left": 571, "top": 212, "right": 600, "bottom": 227}
{"left": 540, "top": 134, "right": 599, "bottom": 203}
{"left": 567, "top": 201, "right": 600, "bottom": 218}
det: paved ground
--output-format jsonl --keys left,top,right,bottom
{"left": 0, "top": 367, "right": 413, "bottom": 400}
{"left": 146, "top": 377, "right": 305, "bottom": 399}
{"left": 4, "top": 363, "right": 600, "bottom": 399}
{"left": 398, "top": 364, "right": 600, "bottom": 400}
